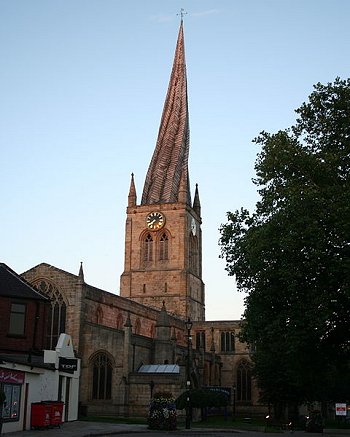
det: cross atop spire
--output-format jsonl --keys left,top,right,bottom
{"left": 177, "top": 8, "right": 187, "bottom": 21}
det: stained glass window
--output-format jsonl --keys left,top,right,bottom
{"left": 35, "top": 280, "right": 66, "bottom": 349}
{"left": 91, "top": 353, "right": 112, "bottom": 400}
{"left": 236, "top": 361, "right": 252, "bottom": 402}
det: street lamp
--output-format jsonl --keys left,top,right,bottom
{"left": 232, "top": 384, "right": 236, "bottom": 421}
{"left": 185, "top": 318, "right": 193, "bottom": 430}
{"left": 149, "top": 380, "right": 155, "bottom": 400}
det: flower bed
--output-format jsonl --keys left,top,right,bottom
{"left": 148, "top": 391, "right": 177, "bottom": 430}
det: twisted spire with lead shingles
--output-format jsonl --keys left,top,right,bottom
{"left": 141, "top": 20, "right": 191, "bottom": 206}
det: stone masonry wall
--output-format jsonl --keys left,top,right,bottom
{"left": 120, "top": 202, "right": 204, "bottom": 321}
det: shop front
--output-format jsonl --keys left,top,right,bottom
{"left": 0, "top": 369, "right": 24, "bottom": 425}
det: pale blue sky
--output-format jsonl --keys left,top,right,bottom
{"left": 1, "top": 0, "right": 350, "bottom": 320}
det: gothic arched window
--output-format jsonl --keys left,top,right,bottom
{"left": 91, "top": 352, "right": 113, "bottom": 400}
{"left": 143, "top": 233, "right": 153, "bottom": 262}
{"left": 236, "top": 360, "right": 252, "bottom": 402}
{"left": 220, "top": 331, "right": 235, "bottom": 352}
{"left": 35, "top": 280, "right": 66, "bottom": 350}
{"left": 159, "top": 233, "right": 169, "bottom": 260}
{"left": 196, "top": 331, "right": 206, "bottom": 351}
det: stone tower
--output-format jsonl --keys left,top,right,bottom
{"left": 120, "top": 20, "right": 205, "bottom": 321}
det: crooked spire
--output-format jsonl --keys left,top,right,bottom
{"left": 141, "top": 20, "right": 191, "bottom": 206}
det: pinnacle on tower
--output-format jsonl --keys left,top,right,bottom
{"left": 128, "top": 173, "right": 137, "bottom": 207}
{"left": 193, "top": 183, "right": 201, "bottom": 217}
{"left": 78, "top": 262, "right": 84, "bottom": 284}
{"left": 156, "top": 301, "right": 170, "bottom": 327}
{"left": 141, "top": 21, "right": 191, "bottom": 206}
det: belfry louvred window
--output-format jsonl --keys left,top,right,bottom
{"left": 144, "top": 233, "right": 153, "bottom": 261}
{"left": 159, "top": 233, "right": 169, "bottom": 260}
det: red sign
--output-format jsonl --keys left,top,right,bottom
{"left": 335, "top": 403, "right": 347, "bottom": 416}
{"left": 0, "top": 368, "right": 25, "bottom": 384}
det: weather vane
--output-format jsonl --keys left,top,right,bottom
{"left": 177, "top": 8, "right": 187, "bottom": 21}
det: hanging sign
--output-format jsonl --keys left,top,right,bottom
{"left": 0, "top": 369, "right": 25, "bottom": 384}
{"left": 59, "top": 357, "right": 78, "bottom": 373}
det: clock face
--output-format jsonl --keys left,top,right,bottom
{"left": 146, "top": 211, "right": 165, "bottom": 231}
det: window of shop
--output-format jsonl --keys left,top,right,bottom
{"left": 0, "top": 384, "right": 22, "bottom": 421}
{"left": 0, "top": 370, "right": 24, "bottom": 422}
{"left": 1, "top": 384, "right": 21, "bottom": 421}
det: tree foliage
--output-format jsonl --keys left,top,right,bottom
{"left": 176, "top": 389, "right": 229, "bottom": 409}
{"left": 219, "top": 78, "right": 350, "bottom": 411}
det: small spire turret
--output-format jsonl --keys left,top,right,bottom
{"left": 193, "top": 183, "right": 201, "bottom": 216}
{"left": 78, "top": 262, "right": 84, "bottom": 284}
{"left": 124, "top": 312, "right": 132, "bottom": 328}
{"left": 156, "top": 301, "right": 170, "bottom": 327}
{"left": 128, "top": 173, "right": 137, "bottom": 207}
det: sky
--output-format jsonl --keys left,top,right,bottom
{"left": 1, "top": 0, "right": 350, "bottom": 320}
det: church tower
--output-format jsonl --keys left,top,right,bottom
{"left": 120, "top": 20, "right": 205, "bottom": 321}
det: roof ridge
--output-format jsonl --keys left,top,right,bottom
{"left": 0, "top": 263, "right": 49, "bottom": 300}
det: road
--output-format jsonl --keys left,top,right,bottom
{"left": 99, "top": 432, "right": 326, "bottom": 437}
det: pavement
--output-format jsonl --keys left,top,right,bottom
{"left": 6, "top": 421, "right": 350, "bottom": 437}
{"left": 7, "top": 421, "right": 149, "bottom": 437}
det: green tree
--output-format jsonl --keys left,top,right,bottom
{"left": 219, "top": 78, "right": 350, "bottom": 417}
{"left": 176, "top": 388, "right": 229, "bottom": 409}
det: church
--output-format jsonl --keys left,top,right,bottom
{"left": 21, "top": 20, "right": 264, "bottom": 418}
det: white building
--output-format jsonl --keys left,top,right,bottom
{"left": 1, "top": 334, "right": 80, "bottom": 434}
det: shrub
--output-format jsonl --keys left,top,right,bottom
{"left": 176, "top": 388, "right": 230, "bottom": 409}
{"left": 148, "top": 391, "right": 177, "bottom": 430}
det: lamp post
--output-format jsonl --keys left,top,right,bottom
{"left": 185, "top": 318, "right": 193, "bottom": 430}
{"left": 232, "top": 384, "right": 236, "bottom": 421}
{"left": 149, "top": 380, "right": 154, "bottom": 400}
